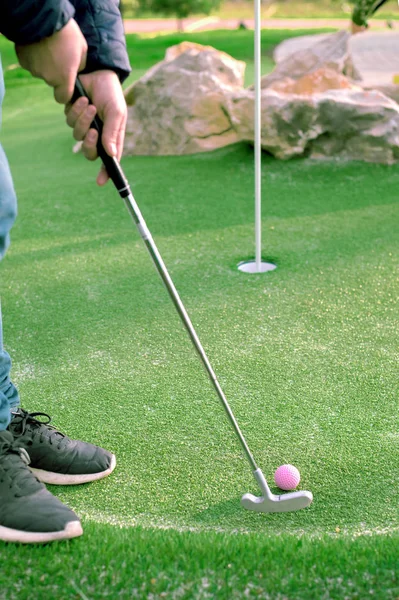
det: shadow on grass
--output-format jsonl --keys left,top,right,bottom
{"left": 193, "top": 497, "right": 245, "bottom": 525}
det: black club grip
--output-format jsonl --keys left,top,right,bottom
{"left": 71, "top": 78, "right": 130, "bottom": 197}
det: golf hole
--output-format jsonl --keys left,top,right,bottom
{"left": 237, "top": 260, "right": 277, "bottom": 274}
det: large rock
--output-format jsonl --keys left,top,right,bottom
{"left": 364, "top": 83, "right": 399, "bottom": 104}
{"left": 274, "top": 30, "right": 399, "bottom": 87}
{"left": 260, "top": 30, "right": 358, "bottom": 90}
{"left": 273, "top": 33, "right": 331, "bottom": 64}
{"left": 124, "top": 42, "right": 244, "bottom": 155}
{"left": 226, "top": 88, "right": 399, "bottom": 163}
{"left": 122, "top": 40, "right": 399, "bottom": 164}
{"left": 267, "top": 67, "right": 360, "bottom": 95}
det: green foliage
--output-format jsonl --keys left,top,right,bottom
{"left": 135, "top": 0, "right": 221, "bottom": 20}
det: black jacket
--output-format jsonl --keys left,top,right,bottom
{"left": 0, "top": 0, "right": 131, "bottom": 82}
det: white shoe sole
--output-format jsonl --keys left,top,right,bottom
{"left": 30, "top": 453, "right": 116, "bottom": 485}
{"left": 0, "top": 519, "right": 83, "bottom": 544}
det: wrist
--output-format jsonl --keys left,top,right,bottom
{"left": 79, "top": 61, "right": 127, "bottom": 83}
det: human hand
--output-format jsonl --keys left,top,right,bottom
{"left": 65, "top": 70, "right": 127, "bottom": 186}
{"left": 15, "top": 19, "right": 87, "bottom": 104}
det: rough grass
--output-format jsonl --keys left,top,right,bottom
{"left": 1, "top": 524, "right": 398, "bottom": 600}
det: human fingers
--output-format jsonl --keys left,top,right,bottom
{"left": 70, "top": 104, "right": 97, "bottom": 142}
{"left": 82, "top": 128, "right": 99, "bottom": 162}
{"left": 96, "top": 116, "right": 126, "bottom": 185}
{"left": 101, "top": 104, "right": 126, "bottom": 158}
{"left": 97, "top": 164, "right": 109, "bottom": 186}
{"left": 64, "top": 97, "right": 89, "bottom": 126}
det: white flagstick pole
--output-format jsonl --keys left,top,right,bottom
{"left": 254, "top": 0, "right": 262, "bottom": 272}
{"left": 237, "top": 3, "right": 276, "bottom": 274}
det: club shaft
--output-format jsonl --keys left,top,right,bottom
{"left": 71, "top": 79, "right": 259, "bottom": 474}
{"left": 123, "top": 191, "right": 258, "bottom": 472}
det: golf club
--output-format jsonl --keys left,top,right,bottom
{"left": 72, "top": 78, "right": 313, "bottom": 513}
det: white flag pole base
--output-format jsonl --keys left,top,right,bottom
{"left": 237, "top": 260, "right": 277, "bottom": 274}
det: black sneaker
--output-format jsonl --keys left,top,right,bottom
{"left": 0, "top": 430, "right": 83, "bottom": 543}
{"left": 8, "top": 409, "right": 116, "bottom": 485}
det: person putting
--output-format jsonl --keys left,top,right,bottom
{"left": 0, "top": 0, "right": 131, "bottom": 544}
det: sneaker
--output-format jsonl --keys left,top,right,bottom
{"left": 8, "top": 409, "right": 116, "bottom": 485}
{"left": 0, "top": 431, "right": 83, "bottom": 543}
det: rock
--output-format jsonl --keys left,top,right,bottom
{"left": 268, "top": 67, "right": 360, "bottom": 95}
{"left": 363, "top": 83, "right": 399, "bottom": 104}
{"left": 164, "top": 41, "right": 223, "bottom": 63}
{"left": 275, "top": 30, "right": 399, "bottom": 86}
{"left": 309, "top": 91, "right": 399, "bottom": 163}
{"left": 226, "top": 88, "right": 399, "bottom": 163}
{"left": 124, "top": 42, "right": 244, "bottom": 156}
{"left": 273, "top": 33, "right": 331, "bottom": 64}
{"left": 122, "top": 40, "right": 399, "bottom": 164}
{"left": 260, "top": 30, "right": 356, "bottom": 90}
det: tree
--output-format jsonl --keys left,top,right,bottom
{"left": 135, "top": 0, "right": 222, "bottom": 31}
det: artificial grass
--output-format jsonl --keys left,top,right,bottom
{"left": 0, "top": 29, "right": 398, "bottom": 598}
{"left": 1, "top": 524, "right": 398, "bottom": 599}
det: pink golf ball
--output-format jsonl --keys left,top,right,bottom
{"left": 274, "top": 464, "right": 301, "bottom": 490}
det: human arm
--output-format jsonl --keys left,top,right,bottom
{"left": 65, "top": 0, "right": 131, "bottom": 184}
{"left": 69, "top": 0, "right": 131, "bottom": 83}
{"left": 0, "top": 0, "right": 131, "bottom": 185}
{"left": 0, "top": 1, "right": 86, "bottom": 103}
{"left": 0, "top": 0, "right": 130, "bottom": 87}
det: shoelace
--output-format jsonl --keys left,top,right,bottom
{"left": 0, "top": 439, "right": 30, "bottom": 465}
{"left": 0, "top": 439, "right": 40, "bottom": 496}
{"left": 10, "top": 410, "right": 67, "bottom": 447}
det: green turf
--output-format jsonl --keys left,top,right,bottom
{"left": 1, "top": 523, "right": 398, "bottom": 599}
{"left": 0, "top": 30, "right": 398, "bottom": 599}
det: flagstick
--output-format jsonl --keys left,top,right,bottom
{"left": 237, "top": 1, "right": 276, "bottom": 274}
{"left": 254, "top": 0, "right": 262, "bottom": 272}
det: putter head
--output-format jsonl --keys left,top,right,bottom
{"left": 241, "top": 468, "right": 313, "bottom": 513}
